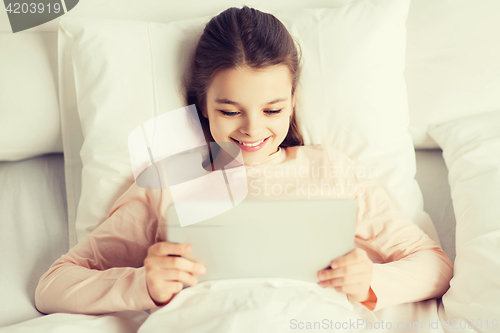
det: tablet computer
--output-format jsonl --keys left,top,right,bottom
{"left": 166, "top": 199, "right": 358, "bottom": 283}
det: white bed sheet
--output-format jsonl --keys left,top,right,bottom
{"left": 414, "top": 149, "right": 456, "bottom": 264}
{"left": 0, "top": 311, "right": 148, "bottom": 333}
{"left": 0, "top": 153, "right": 151, "bottom": 331}
{"left": 0, "top": 151, "right": 456, "bottom": 332}
{"left": 0, "top": 154, "right": 68, "bottom": 327}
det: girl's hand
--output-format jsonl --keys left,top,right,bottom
{"left": 317, "top": 248, "right": 373, "bottom": 303}
{"left": 144, "top": 242, "right": 206, "bottom": 306}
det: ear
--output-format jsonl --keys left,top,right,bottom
{"left": 201, "top": 107, "right": 208, "bottom": 119}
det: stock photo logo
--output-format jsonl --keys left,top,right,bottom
{"left": 128, "top": 105, "right": 249, "bottom": 227}
{"left": 3, "top": 0, "right": 78, "bottom": 33}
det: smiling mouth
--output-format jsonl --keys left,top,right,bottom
{"left": 230, "top": 137, "right": 270, "bottom": 147}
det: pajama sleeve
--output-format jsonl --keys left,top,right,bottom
{"left": 35, "top": 183, "right": 164, "bottom": 315}
{"left": 322, "top": 144, "right": 453, "bottom": 312}
{"left": 355, "top": 178, "right": 454, "bottom": 311}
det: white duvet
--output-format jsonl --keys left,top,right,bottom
{"left": 138, "top": 278, "right": 444, "bottom": 333}
{"left": 1, "top": 277, "right": 448, "bottom": 333}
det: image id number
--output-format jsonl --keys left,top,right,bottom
{"left": 6, "top": 2, "right": 62, "bottom": 14}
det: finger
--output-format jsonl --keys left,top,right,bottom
{"left": 330, "top": 248, "right": 366, "bottom": 269}
{"left": 149, "top": 242, "right": 191, "bottom": 257}
{"left": 332, "top": 283, "right": 365, "bottom": 295}
{"left": 146, "top": 271, "right": 183, "bottom": 298}
{"left": 162, "top": 268, "right": 199, "bottom": 287}
{"left": 156, "top": 255, "right": 207, "bottom": 276}
{"left": 144, "top": 244, "right": 207, "bottom": 276}
{"left": 318, "top": 261, "right": 368, "bottom": 281}
{"left": 319, "top": 272, "right": 368, "bottom": 287}
{"left": 164, "top": 281, "right": 185, "bottom": 294}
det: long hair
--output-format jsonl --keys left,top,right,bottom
{"left": 183, "top": 6, "right": 304, "bottom": 148}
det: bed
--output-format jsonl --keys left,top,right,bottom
{"left": 0, "top": 150, "right": 457, "bottom": 333}
{"left": 1, "top": 0, "right": 499, "bottom": 332}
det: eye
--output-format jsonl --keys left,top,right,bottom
{"left": 219, "top": 110, "right": 240, "bottom": 116}
{"left": 265, "top": 109, "right": 282, "bottom": 115}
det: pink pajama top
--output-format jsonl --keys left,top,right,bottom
{"left": 35, "top": 144, "right": 454, "bottom": 314}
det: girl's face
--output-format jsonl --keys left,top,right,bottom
{"left": 203, "top": 65, "right": 295, "bottom": 166}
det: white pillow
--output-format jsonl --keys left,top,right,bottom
{"left": 406, "top": 0, "right": 500, "bottom": 148}
{"left": 428, "top": 110, "right": 500, "bottom": 323}
{"left": 59, "top": 0, "right": 440, "bottom": 248}
{"left": 0, "top": 33, "right": 63, "bottom": 161}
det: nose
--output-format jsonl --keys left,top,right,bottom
{"left": 239, "top": 112, "right": 263, "bottom": 137}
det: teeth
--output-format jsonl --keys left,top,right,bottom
{"left": 236, "top": 138, "right": 266, "bottom": 147}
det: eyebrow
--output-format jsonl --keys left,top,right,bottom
{"left": 214, "top": 97, "right": 288, "bottom": 106}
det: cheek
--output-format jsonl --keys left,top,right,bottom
{"left": 278, "top": 110, "right": 293, "bottom": 129}
{"left": 279, "top": 110, "right": 293, "bottom": 136}
{"left": 209, "top": 117, "right": 232, "bottom": 140}
{"left": 265, "top": 117, "right": 290, "bottom": 139}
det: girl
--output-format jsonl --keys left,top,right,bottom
{"left": 35, "top": 6, "right": 453, "bottom": 316}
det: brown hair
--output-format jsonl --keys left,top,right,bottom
{"left": 183, "top": 6, "right": 304, "bottom": 148}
